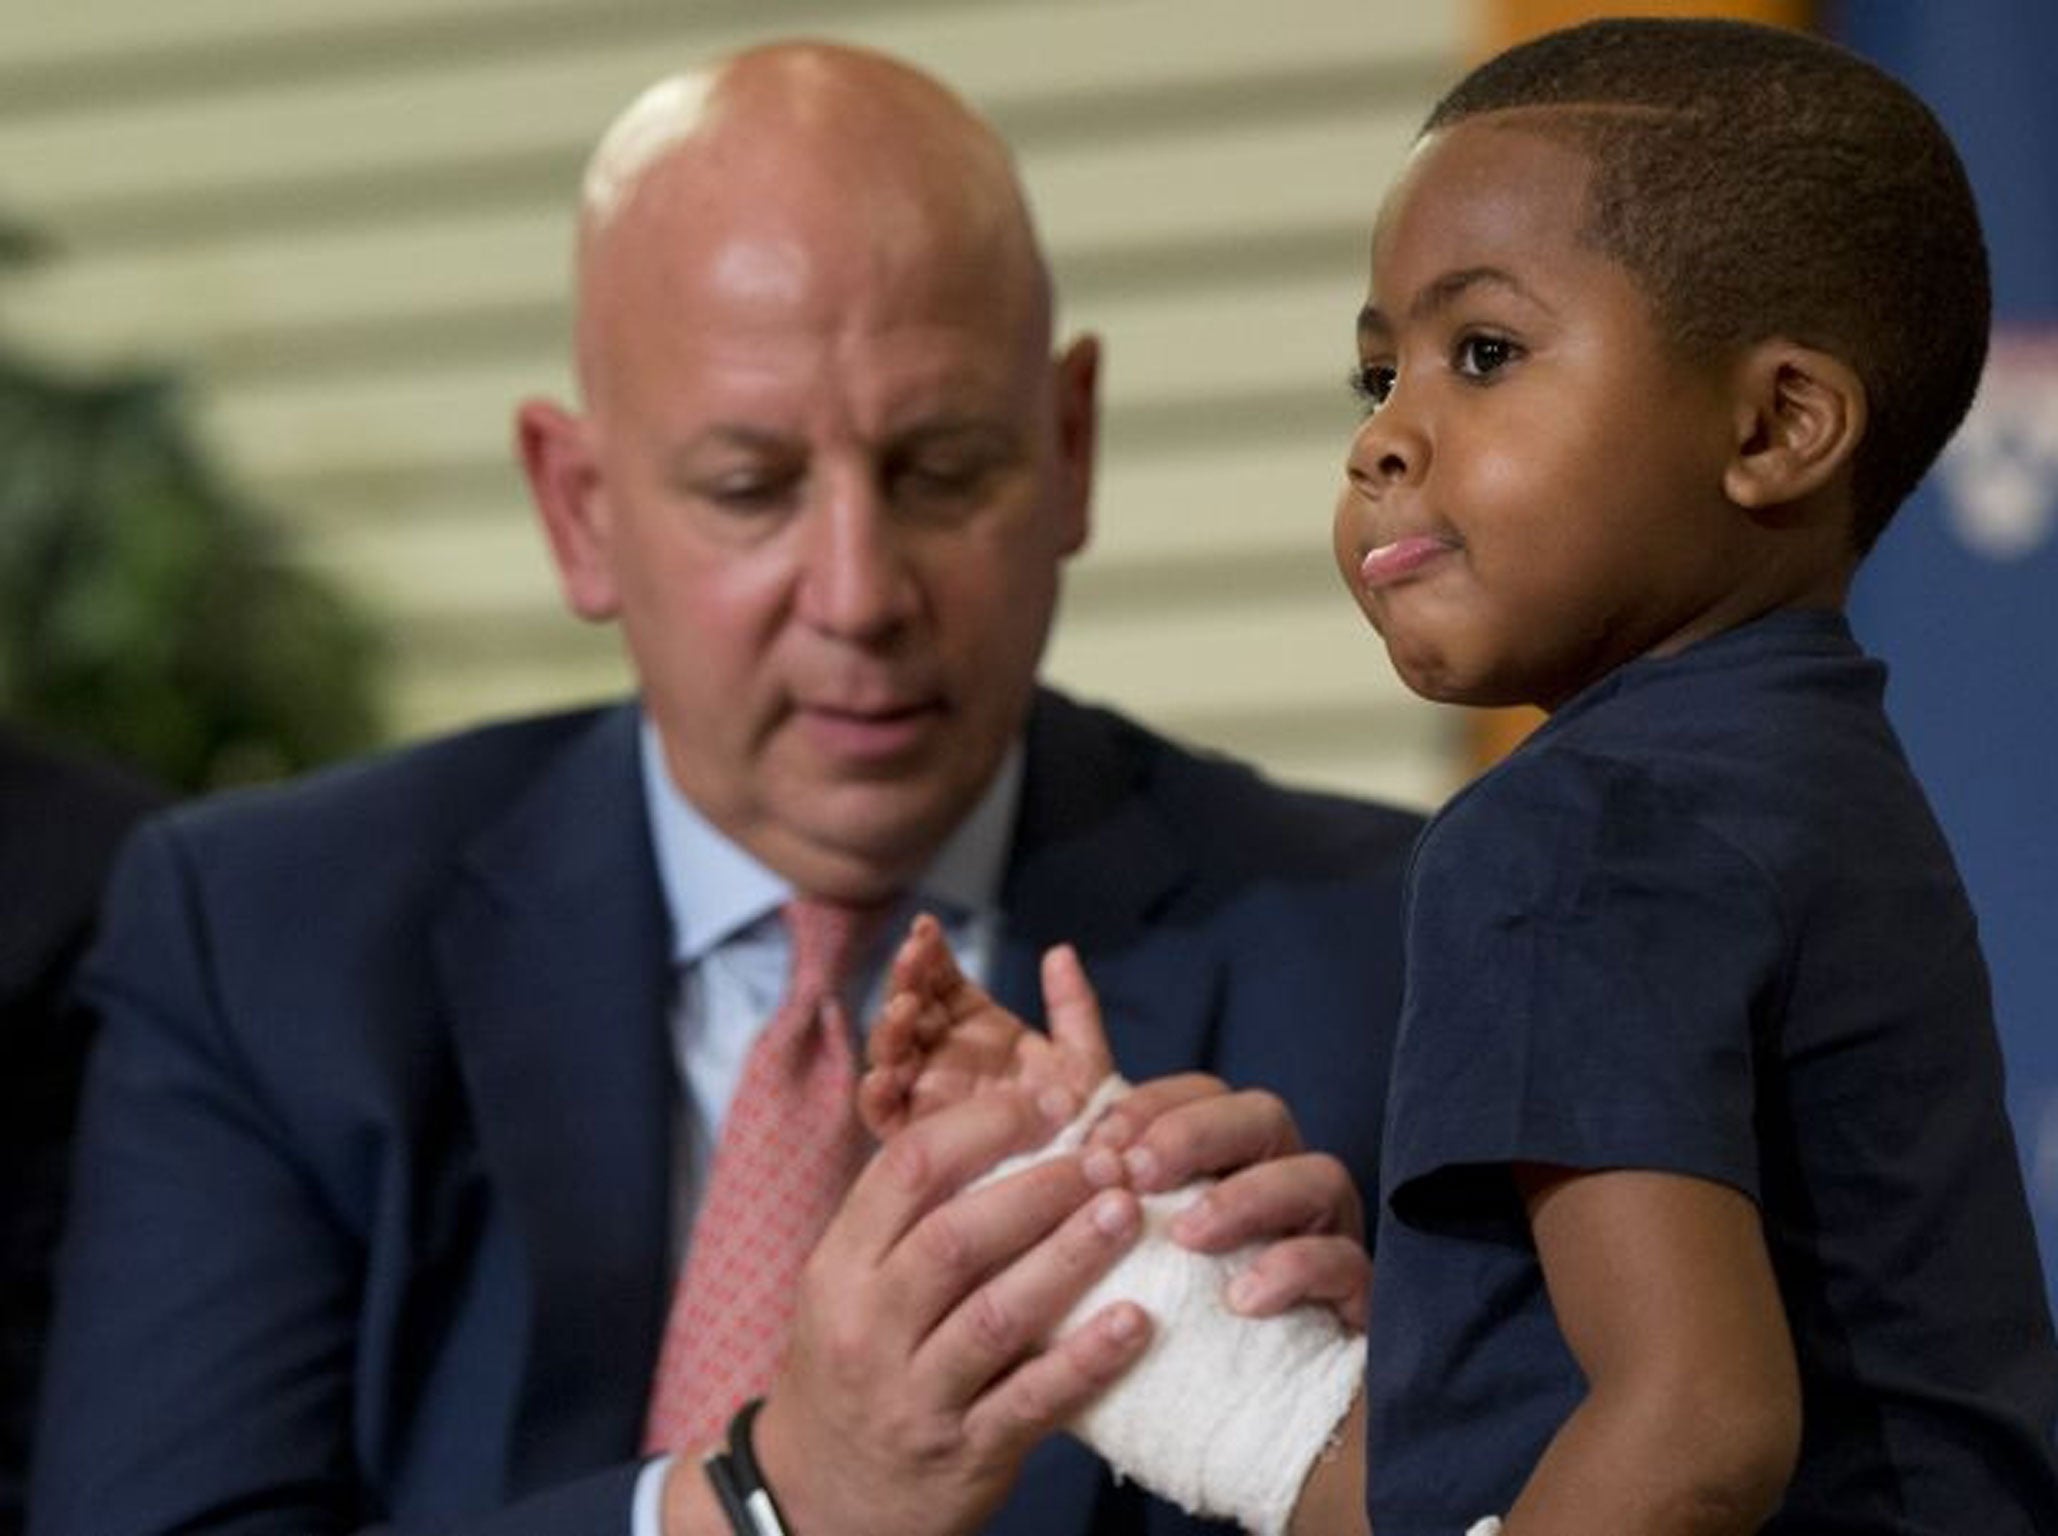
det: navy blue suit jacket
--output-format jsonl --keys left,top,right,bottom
{"left": 31, "top": 691, "right": 1419, "bottom": 1536}
{"left": 1, "top": 729, "right": 163, "bottom": 1536}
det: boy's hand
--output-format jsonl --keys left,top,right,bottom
{"left": 1088, "top": 1075, "right": 1372, "bottom": 1330}
{"left": 860, "top": 914, "right": 1113, "bottom": 1138}
{"left": 859, "top": 916, "right": 1369, "bottom": 1329}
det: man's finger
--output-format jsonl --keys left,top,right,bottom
{"left": 879, "top": 1146, "right": 1107, "bottom": 1356}
{"left": 961, "top": 1301, "right": 1153, "bottom": 1456}
{"left": 835, "top": 1090, "right": 1076, "bottom": 1270}
{"left": 916, "top": 1183, "right": 1142, "bottom": 1405}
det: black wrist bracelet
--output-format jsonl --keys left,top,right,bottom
{"left": 701, "top": 1446, "right": 757, "bottom": 1536}
{"left": 724, "top": 1397, "right": 793, "bottom": 1536}
{"left": 698, "top": 1398, "right": 792, "bottom": 1536}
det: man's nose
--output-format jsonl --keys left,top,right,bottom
{"left": 796, "top": 473, "right": 920, "bottom": 640}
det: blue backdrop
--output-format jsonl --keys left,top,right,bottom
{"left": 1834, "top": 1, "right": 2058, "bottom": 1314}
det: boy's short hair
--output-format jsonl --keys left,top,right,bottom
{"left": 1425, "top": 17, "right": 1989, "bottom": 553}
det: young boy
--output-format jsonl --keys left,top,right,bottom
{"left": 866, "top": 16, "right": 2058, "bottom": 1536}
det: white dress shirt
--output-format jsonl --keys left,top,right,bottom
{"left": 632, "top": 715, "right": 1021, "bottom": 1530}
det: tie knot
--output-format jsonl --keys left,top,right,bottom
{"left": 781, "top": 895, "right": 893, "bottom": 1002}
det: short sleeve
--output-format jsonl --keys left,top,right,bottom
{"left": 1384, "top": 747, "right": 1784, "bottom": 1236}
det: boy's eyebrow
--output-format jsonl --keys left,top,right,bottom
{"left": 1357, "top": 266, "right": 1550, "bottom": 339}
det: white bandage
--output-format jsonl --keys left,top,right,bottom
{"left": 978, "top": 1078, "right": 1365, "bottom": 1536}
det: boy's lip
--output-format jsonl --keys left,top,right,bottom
{"left": 1358, "top": 532, "right": 1461, "bottom": 589}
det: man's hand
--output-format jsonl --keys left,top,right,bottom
{"left": 685, "top": 1088, "right": 1150, "bottom": 1536}
{"left": 1088, "top": 1074, "right": 1371, "bottom": 1330}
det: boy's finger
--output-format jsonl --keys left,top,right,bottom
{"left": 1220, "top": 1235, "right": 1371, "bottom": 1332}
{"left": 1115, "top": 1086, "right": 1303, "bottom": 1192}
{"left": 868, "top": 993, "right": 921, "bottom": 1067}
{"left": 1167, "top": 1149, "right": 1362, "bottom": 1248}
{"left": 1082, "top": 1072, "right": 1225, "bottom": 1150}
{"left": 910, "top": 1064, "right": 986, "bottom": 1118}
{"left": 1039, "top": 944, "right": 1116, "bottom": 1077}
{"left": 855, "top": 1065, "right": 909, "bottom": 1138}
{"left": 887, "top": 911, "right": 947, "bottom": 989}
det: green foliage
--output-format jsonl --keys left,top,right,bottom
{"left": 0, "top": 351, "right": 384, "bottom": 791}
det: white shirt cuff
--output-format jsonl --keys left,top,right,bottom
{"left": 632, "top": 1453, "right": 675, "bottom": 1536}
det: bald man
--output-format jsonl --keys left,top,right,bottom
{"left": 31, "top": 43, "right": 1418, "bottom": 1536}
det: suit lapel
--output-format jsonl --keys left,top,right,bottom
{"left": 997, "top": 693, "right": 1220, "bottom": 1123}
{"left": 434, "top": 705, "right": 674, "bottom": 1483}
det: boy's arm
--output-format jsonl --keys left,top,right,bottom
{"left": 1504, "top": 1166, "right": 1800, "bottom": 1536}
{"left": 1287, "top": 1392, "right": 1369, "bottom": 1536}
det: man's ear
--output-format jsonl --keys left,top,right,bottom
{"left": 1051, "top": 333, "right": 1100, "bottom": 557}
{"left": 514, "top": 397, "right": 620, "bottom": 621}
{"left": 1724, "top": 340, "right": 1868, "bottom": 511}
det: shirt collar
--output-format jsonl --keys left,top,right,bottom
{"left": 638, "top": 711, "right": 1021, "bottom": 967}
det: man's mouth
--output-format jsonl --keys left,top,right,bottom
{"left": 792, "top": 697, "right": 945, "bottom": 761}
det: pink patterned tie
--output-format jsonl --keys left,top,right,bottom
{"left": 641, "top": 897, "right": 883, "bottom": 1453}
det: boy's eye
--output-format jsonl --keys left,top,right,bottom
{"left": 1453, "top": 334, "right": 1520, "bottom": 379}
{"left": 1349, "top": 362, "right": 1396, "bottom": 412}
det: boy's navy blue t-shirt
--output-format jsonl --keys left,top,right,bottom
{"left": 1366, "top": 609, "right": 2058, "bottom": 1535}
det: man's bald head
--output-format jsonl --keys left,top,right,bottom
{"left": 571, "top": 41, "right": 1054, "bottom": 406}
{"left": 517, "top": 39, "right": 1098, "bottom": 897}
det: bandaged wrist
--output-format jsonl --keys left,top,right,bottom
{"left": 978, "top": 1076, "right": 1365, "bottom": 1536}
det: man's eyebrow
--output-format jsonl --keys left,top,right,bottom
{"left": 666, "top": 425, "right": 792, "bottom": 462}
{"left": 1357, "top": 266, "right": 1548, "bottom": 339}
{"left": 697, "top": 424, "right": 790, "bottom": 450}
{"left": 893, "top": 415, "right": 1016, "bottom": 446}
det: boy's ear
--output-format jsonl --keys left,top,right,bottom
{"left": 1724, "top": 340, "right": 1868, "bottom": 511}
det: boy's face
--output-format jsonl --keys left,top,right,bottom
{"left": 1333, "top": 115, "right": 1755, "bottom": 711}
